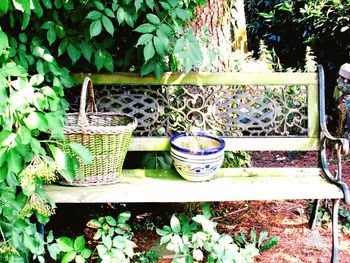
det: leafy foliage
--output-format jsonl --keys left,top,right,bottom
{"left": 156, "top": 203, "right": 278, "bottom": 262}
{"left": 47, "top": 205, "right": 279, "bottom": 262}
{"left": 246, "top": 0, "right": 350, "bottom": 75}
{"left": 49, "top": 212, "right": 136, "bottom": 262}
{"left": 0, "top": 0, "right": 207, "bottom": 261}
{"left": 2, "top": 0, "right": 207, "bottom": 76}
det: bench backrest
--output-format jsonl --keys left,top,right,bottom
{"left": 71, "top": 70, "right": 321, "bottom": 152}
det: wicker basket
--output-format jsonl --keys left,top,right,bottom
{"left": 61, "top": 77, "right": 137, "bottom": 186}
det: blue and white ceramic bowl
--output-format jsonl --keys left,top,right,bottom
{"left": 170, "top": 133, "right": 225, "bottom": 182}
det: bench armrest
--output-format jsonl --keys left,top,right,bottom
{"left": 318, "top": 64, "right": 350, "bottom": 203}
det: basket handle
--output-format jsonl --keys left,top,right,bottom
{"left": 77, "top": 77, "right": 97, "bottom": 126}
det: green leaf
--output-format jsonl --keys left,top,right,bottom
{"left": 102, "top": 235, "right": 112, "bottom": 250}
{"left": 159, "top": 2, "right": 170, "bottom": 10}
{"left": 48, "top": 243, "right": 60, "bottom": 260}
{"left": 135, "top": 0, "right": 143, "bottom": 12}
{"left": 17, "top": 126, "right": 32, "bottom": 145}
{"left": 258, "top": 231, "right": 268, "bottom": 247}
{"left": 41, "top": 21, "right": 54, "bottom": 29}
{"left": 58, "top": 38, "right": 69, "bottom": 56}
{"left": 45, "top": 112, "right": 64, "bottom": 134}
{"left": 136, "top": 33, "right": 153, "bottom": 47}
{"left": 42, "top": 0, "right": 52, "bottom": 9}
{"left": 154, "top": 62, "right": 163, "bottom": 79}
{"left": 174, "top": 38, "right": 185, "bottom": 52}
{"left": 30, "top": 138, "right": 41, "bottom": 153}
{"left": 124, "top": 12, "right": 134, "bottom": 27}
{"left": 105, "top": 216, "right": 117, "bottom": 226}
{"left": 21, "top": 13, "right": 31, "bottom": 30}
{"left": 69, "top": 142, "right": 92, "bottom": 165}
{"left": 202, "top": 203, "right": 212, "bottom": 219}
{"left": 30, "top": 74, "right": 44, "bottom": 86}
{"left": 0, "top": 85, "right": 7, "bottom": 104}
{"left": 104, "top": 8, "right": 115, "bottom": 18}
{"left": 116, "top": 7, "right": 126, "bottom": 24}
{"left": 0, "top": 62, "right": 27, "bottom": 77}
{"left": 170, "top": 215, "right": 181, "bottom": 233}
{"left": 24, "top": 112, "right": 48, "bottom": 132}
{"left": 47, "top": 28, "right": 57, "bottom": 45}
{"left": 32, "top": 0, "right": 43, "bottom": 17}
{"left": 145, "top": 0, "right": 155, "bottom": 9}
{"left": 75, "top": 255, "right": 85, "bottom": 263}
{"left": 47, "top": 231, "right": 55, "bottom": 243}
{"left": 260, "top": 236, "right": 280, "bottom": 251}
{"left": 159, "top": 234, "right": 171, "bottom": 245}
{"left": 19, "top": 33, "right": 27, "bottom": 43}
{"left": 57, "top": 237, "right": 74, "bottom": 252}
{"left": 7, "top": 149, "right": 23, "bottom": 174}
{"left": 94, "top": 1, "right": 104, "bottom": 11}
{"left": 74, "top": 236, "right": 86, "bottom": 252}
{"left": 153, "top": 36, "right": 165, "bottom": 56}
{"left": 0, "top": 30, "right": 9, "bottom": 51}
{"left": 23, "top": 233, "right": 40, "bottom": 254}
{"left": 0, "top": 0, "right": 9, "bottom": 13}
{"left": 184, "top": 54, "right": 192, "bottom": 73}
{"left": 94, "top": 50, "right": 104, "bottom": 71}
{"left": 0, "top": 165, "right": 7, "bottom": 183}
{"left": 48, "top": 144, "right": 66, "bottom": 171}
{"left": 144, "top": 42, "right": 155, "bottom": 62}
{"left": 61, "top": 251, "right": 77, "bottom": 263}
{"left": 86, "top": 10, "right": 102, "bottom": 20}
{"left": 80, "top": 41, "right": 93, "bottom": 62}
{"left": 10, "top": 78, "right": 29, "bottom": 90}
{"left": 141, "top": 61, "right": 155, "bottom": 76}
{"left": 134, "top": 23, "right": 156, "bottom": 33}
{"left": 67, "top": 42, "right": 81, "bottom": 63}
{"left": 90, "top": 19, "right": 102, "bottom": 38}
{"left": 97, "top": 244, "right": 107, "bottom": 258}
{"left": 147, "top": 13, "right": 160, "bottom": 25}
{"left": 0, "top": 148, "right": 8, "bottom": 167}
{"left": 12, "top": 0, "right": 30, "bottom": 12}
{"left": 102, "top": 15, "right": 114, "bottom": 36}
{"left": 81, "top": 248, "right": 92, "bottom": 259}
{"left": 117, "top": 211, "right": 131, "bottom": 223}
{"left": 175, "top": 8, "right": 190, "bottom": 21}
{"left": 103, "top": 51, "right": 114, "bottom": 72}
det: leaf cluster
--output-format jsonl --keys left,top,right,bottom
{"left": 156, "top": 203, "right": 271, "bottom": 263}
{"left": 2, "top": 0, "right": 207, "bottom": 77}
{"left": 246, "top": 0, "right": 350, "bottom": 73}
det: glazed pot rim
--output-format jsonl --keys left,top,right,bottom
{"left": 170, "top": 132, "right": 225, "bottom": 155}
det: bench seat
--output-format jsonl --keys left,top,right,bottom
{"left": 44, "top": 168, "right": 343, "bottom": 203}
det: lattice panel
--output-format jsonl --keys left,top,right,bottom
{"left": 67, "top": 84, "right": 309, "bottom": 136}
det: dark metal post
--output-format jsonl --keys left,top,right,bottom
{"left": 309, "top": 199, "right": 320, "bottom": 230}
{"left": 331, "top": 199, "right": 340, "bottom": 263}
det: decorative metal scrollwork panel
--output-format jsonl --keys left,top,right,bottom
{"left": 66, "top": 83, "right": 309, "bottom": 136}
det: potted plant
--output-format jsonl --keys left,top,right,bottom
{"left": 170, "top": 132, "right": 226, "bottom": 181}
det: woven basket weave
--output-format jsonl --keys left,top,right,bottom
{"left": 61, "top": 77, "right": 137, "bottom": 186}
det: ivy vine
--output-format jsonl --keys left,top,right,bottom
{"left": 0, "top": 0, "right": 207, "bottom": 261}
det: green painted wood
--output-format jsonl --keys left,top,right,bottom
{"left": 44, "top": 168, "right": 343, "bottom": 203}
{"left": 71, "top": 72, "right": 318, "bottom": 86}
{"left": 129, "top": 137, "right": 320, "bottom": 151}
{"left": 308, "top": 84, "right": 320, "bottom": 138}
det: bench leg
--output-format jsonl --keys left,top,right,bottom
{"left": 309, "top": 199, "right": 320, "bottom": 230}
{"left": 331, "top": 199, "right": 340, "bottom": 263}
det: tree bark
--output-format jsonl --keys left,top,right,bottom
{"left": 190, "top": 0, "right": 248, "bottom": 71}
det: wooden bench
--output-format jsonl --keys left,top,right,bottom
{"left": 45, "top": 65, "right": 349, "bottom": 262}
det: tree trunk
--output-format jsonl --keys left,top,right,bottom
{"left": 190, "top": 0, "right": 248, "bottom": 71}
